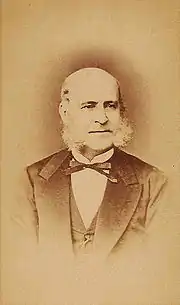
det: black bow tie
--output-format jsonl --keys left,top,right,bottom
{"left": 64, "top": 159, "right": 118, "bottom": 183}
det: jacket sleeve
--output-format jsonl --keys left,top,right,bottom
{"left": 10, "top": 167, "right": 39, "bottom": 240}
{"left": 145, "top": 167, "right": 168, "bottom": 227}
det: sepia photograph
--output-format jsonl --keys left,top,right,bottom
{"left": 1, "top": 1, "right": 180, "bottom": 304}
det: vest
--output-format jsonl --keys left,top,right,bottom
{"left": 70, "top": 186, "right": 99, "bottom": 256}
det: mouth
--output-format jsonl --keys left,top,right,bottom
{"left": 89, "top": 130, "right": 112, "bottom": 134}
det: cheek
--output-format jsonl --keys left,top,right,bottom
{"left": 108, "top": 112, "right": 121, "bottom": 127}
{"left": 68, "top": 114, "right": 90, "bottom": 133}
{"left": 69, "top": 110, "right": 92, "bottom": 128}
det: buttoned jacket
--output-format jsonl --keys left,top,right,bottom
{"left": 23, "top": 148, "right": 167, "bottom": 260}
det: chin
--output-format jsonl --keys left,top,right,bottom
{"left": 86, "top": 139, "right": 113, "bottom": 152}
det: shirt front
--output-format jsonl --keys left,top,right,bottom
{"left": 70, "top": 187, "right": 98, "bottom": 255}
{"left": 71, "top": 148, "right": 114, "bottom": 229}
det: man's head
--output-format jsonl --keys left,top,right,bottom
{"left": 59, "top": 68, "right": 132, "bottom": 155}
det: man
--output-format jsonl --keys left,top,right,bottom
{"left": 26, "top": 67, "right": 167, "bottom": 261}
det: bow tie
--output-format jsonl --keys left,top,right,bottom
{"left": 64, "top": 159, "right": 118, "bottom": 183}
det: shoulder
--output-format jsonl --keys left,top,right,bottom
{"left": 26, "top": 148, "right": 69, "bottom": 179}
{"left": 115, "top": 150, "right": 168, "bottom": 225}
{"left": 114, "top": 149, "right": 167, "bottom": 185}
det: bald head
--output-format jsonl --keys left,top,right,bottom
{"left": 60, "top": 68, "right": 121, "bottom": 105}
{"left": 59, "top": 67, "right": 132, "bottom": 153}
{"left": 61, "top": 67, "right": 118, "bottom": 92}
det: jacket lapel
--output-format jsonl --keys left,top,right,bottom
{"left": 35, "top": 149, "right": 142, "bottom": 259}
{"left": 36, "top": 150, "right": 74, "bottom": 259}
{"left": 93, "top": 149, "right": 142, "bottom": 257}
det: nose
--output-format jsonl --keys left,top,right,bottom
{"left": 94, "top": 108, "right": 108, "bottom": 125}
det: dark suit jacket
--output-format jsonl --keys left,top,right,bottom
{"left": 24, "top": 148, "right": 167, "bottom": 261}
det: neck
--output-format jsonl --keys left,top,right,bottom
{"left": 77, "top": 146, "right": 113, "bottom": 161}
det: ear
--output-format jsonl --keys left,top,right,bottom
{"left": 58, "top": 102, "right": 68, "bottom": 123}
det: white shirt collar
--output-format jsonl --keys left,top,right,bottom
{"left": 71, "top": 148, "right": 114, "bottom": 164}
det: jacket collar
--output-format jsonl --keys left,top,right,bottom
{"left": 38, "top": 148, "right": 138, "bottom": 186}
{"left": 109, "top": 148, "right": 138, "bottom": 185}
{"left": 39, "top": 149, "right": 72, "bottom": 180}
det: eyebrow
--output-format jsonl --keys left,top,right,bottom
{"left": 81, "top": 101, "right": 98, "bottom": 106}
{"left": 81, "top": 100, "right": 118, "bottom": 105}
{"left": 104, "top": 100, "right": 118, "bottom": 104}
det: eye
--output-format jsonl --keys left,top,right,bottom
{"left": 81, "top": 103, "right": 96, "bottom": 109}
{"left": 82, "top": 105, "right": 93, "bottom": 109}
{"left": 105, "top": 102, "right": 118, "bottom": 109}
{"left": 108, "top": 104, "right": 117, "bottom": 109}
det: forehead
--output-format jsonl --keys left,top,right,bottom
{"left": 63, "top": 69, "right": 119, "bottom": 101}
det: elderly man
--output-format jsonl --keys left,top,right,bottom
{"left": 25, "top": 67, "right": 167, "bottom": 260}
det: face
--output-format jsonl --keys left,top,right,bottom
{"left": 61, "top": 71, "right": 122, "bottom": 153}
